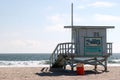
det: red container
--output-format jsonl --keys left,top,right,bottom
{"left": 76, "top": 63, "right": 84, "bottom": 75}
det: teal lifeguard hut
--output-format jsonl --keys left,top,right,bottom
{"left": 50, "top": 4, "right": 114, "bottom": 71}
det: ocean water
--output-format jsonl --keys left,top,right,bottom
{"left": 0, "top": 53, "right": 120, "bottom": 67}
{"left": 0, "top": 53, "right": 50, "bottom": 67}
{"left": 108, "top": 53, "right": 120, "bottom": 66}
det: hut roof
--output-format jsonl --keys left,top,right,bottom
{"left": 64, "top": 26, "right": 114, "bottom": 29}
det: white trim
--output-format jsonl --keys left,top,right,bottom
{"left": 64, "top": 26, "right": 115, "bottom": 29}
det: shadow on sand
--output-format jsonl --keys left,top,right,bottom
{"left": 35, "top": 67, "right": 104, "bottom": 76}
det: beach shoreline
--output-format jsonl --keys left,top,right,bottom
{"left": 0, "top": 66, "right": 120, "bottom": 80}
{"left": 0, "top": 63, "right": 120, "bottom": 67}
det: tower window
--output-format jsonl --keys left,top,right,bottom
{"left": 94, "top": 32, "right": 99, "bottom": 37}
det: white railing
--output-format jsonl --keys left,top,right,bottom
{"left": 49, "top": 42, "right": 75, "bottom": 67}
{"left": 50, "top": 42, "right": 112, "bottom": 67}
{"left": 107, "top": 43, "right": 112, "bottom": 55}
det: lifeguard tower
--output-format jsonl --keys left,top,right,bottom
{"left": 49, "top": 4, "right": 114, "bottom": 72}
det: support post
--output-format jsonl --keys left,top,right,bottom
{"left": 104, "top": 57, "right": 108, "bottom": 72}
{"left": 63, "top": 61, "right": 66, "bottom": 70}
{"left": 71, "top": 57, "right": 74, "bottom": 71}
{"left": 94, "top": 57, "right": 97, "bottom": 71}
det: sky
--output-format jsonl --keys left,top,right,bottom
{"left": 0, "top": 0, "right": 120, "bottom": 53}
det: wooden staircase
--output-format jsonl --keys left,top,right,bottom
{"left": 49, "top": 42, "right": 75, "bottom": 68}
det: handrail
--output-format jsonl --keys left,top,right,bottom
{"left": 49, "top": 43, "right": 60, "bottom": 59}
{"left": 107, "top": 43, "right": 112, "bottom": 55}
{"left": 49, "top": 42, "right": 75, "bottom": 67}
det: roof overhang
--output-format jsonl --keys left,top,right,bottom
{"left": 64, "top": 26, "right": 115, "bottom": 29}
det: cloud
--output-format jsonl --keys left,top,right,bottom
{"left": 45, "top": 13, "right": 85, "bottom": 32}
{"left": 12, "top": 40, "right": 27, "bottom": 47}
{"left": 66, "top": 0, "right": 77, "bottom": 3}
{"left": 95, "top": 14, "right": 120, "bottom": 22}
{"left": 45, "top": 24, "right": 65, "bottom": 32}
{"left": 44, "top": 14, "right": 69, "bottom": 32}
{"left": 78, "top": 5, "right": 86, "bottom": 9}
{"left": 0, "top": 39, "right": 57, "bottom": 53}
{"left": 0, "top": 32, "right": 20, "bottom": 37}
{"left": 89, "top": 1, "right": 115, "bottom": 8}
{"left": 78, "top": 1, "right": 116, "bottom": 9}
{"left": 47, "top": 14, "right": 65, "bottom": 24}
{"left": 11, "top": 40, "right": 42, "bottom": 48}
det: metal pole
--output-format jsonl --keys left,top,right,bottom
{"left": 71, "top": 3, "right": 74, "bottom": 71}
{"left": 71, "top": 3, "right": 73, "bottom": 42}
{"left": 71, "top": 3, "right": 73, "bottom": 27}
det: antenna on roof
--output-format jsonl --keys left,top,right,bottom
{"left": 71, "top": 3, "right": 73, "bottom": 42}
{"left": 71, "top": 3, "right": 73, "bottom": 27}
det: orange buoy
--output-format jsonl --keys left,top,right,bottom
{"left": 76, "top": 63, "right": 84, "bottom": 75}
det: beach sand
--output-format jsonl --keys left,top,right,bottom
{"left": 0, "top": 66, "right": 120, "bottom": 80}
